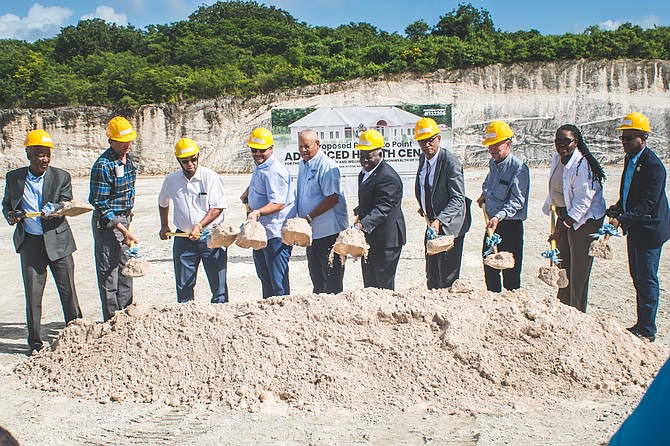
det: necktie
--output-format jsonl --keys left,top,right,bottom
{"left": 424, "top": 162, "right": 434, "bottom": 220}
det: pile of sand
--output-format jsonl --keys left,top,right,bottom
{"left": 282, "top": 218, "right": 312, "bottom": 247}
{"left": 235, "top": 220, "right": 267, "bottom": 250}
{"left": 16, "top": 288, "right": 664, "bottom": 413}
{"left": 208, "top": 223, "right": 239, "bottom": 249}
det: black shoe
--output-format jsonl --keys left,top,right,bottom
{"left": 626, "top": 326, "right": 638, "bottom": 334}
{"left": 634, "top": 332, "right": 655, "bottom": 343}
{"left": 28, "top": 344, "right": 43, "bottom": 355}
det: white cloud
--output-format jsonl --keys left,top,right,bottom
{"left": 0, "top": 3, "right": 72, "bottom": 41}
{"left": 81, "top": 5, "right": 128, "bottom": 26}
{"left": 597, "top": 15, "right": 661, "bottom": 31}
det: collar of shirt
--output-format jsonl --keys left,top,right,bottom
{"left": 27, "top": 169, "right": 46, "bottom": 182}
{"left": 302, "top": 149, "right": 325, "bottom": 168}
{"left": 626, "top": 147, "right": 645, "bottom": 166}
{"left": 255, "top": 154, "right": 276, "bottom": 172}
{"left": 360, "top": 161, "right": 381, "bottom": 182}
{"left": 180, "top": 165, "right": 203, "bottom": 182}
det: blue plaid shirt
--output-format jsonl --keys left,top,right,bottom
{"left": 89, "top": 148, "right": 136, "bottom": 225}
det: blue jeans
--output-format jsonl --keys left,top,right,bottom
{"left": 627, "top": 239, "right": 662, "bottom": 338}
{"left": 173, "top": 236, "right": 228, "bottom": 303}
{"left": 252, "top": 237, "right": 292, "bottom": 299}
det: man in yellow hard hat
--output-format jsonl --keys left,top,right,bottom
{"left": 414, "top": 117, "right": 471, "bottom": 289}
{"left": 353, "top": 129, "right": 406, "bottom": 290}
{"left": 296, "top": 129, "right": 349, "bottom": 294}
{"left": 606, "top": 112, "right": 670, "bottom": 342}
{"left": 477, "top": 120, "right": 530, "bottom": 292}
{"left": 2, "top": 129, "right": 82, "bottom": 354}
{"left": 89, "top": 116, "right": 140, "bottom": 321}
{"left": 240, "top": 128, "right": 296, "bottom": 299}
{"left": 158, "top": 138, "right": 229, "bottom": 303}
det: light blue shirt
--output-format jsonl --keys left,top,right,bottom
{"left": 297, "top": 150, "right": 349, "bottom": 239}
{"left": 622, "top": 148, "right": 644, "bottom": 212}
{"left": 21, "top": 170, "right": 44, "bottom": 235}
{"left": 482, "top": 153, "right": 530, "bottom": 221}
{"left": 248, "top": 155, "right": 296, "bottom": 239}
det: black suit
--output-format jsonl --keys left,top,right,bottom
{"left": 614, "top": 147, "right": 670, "bottom": 338}
{"left": 415, "top": 147, "right": 472, "bottom": 289}
{"left": 357, "top": 160, "right": 406, "bottom": 290}
{"left": 2, "top": 166, "right": 81, "bottom": 351}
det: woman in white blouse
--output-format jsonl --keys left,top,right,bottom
{"left": 542, "top": 124, "right": 606, "bottom": 312}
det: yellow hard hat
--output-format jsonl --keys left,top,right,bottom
{"left": 248, "top": 127, "right": 274, "bottom": 150}
{"left": 356, "top": 129, "right": 384, "bottom": 150}
{"left": 24, "top": 129, "right": 54, "bottom": 148}
{"left": 482, "top": 120, "right": 514, "bottom": 146}
{"left": 174, "top": 138, "right": 200, "bottom": 158}
{"left": 414, "top": 117, "right": 440, "bottom": 141}
{"left": 106, "top": 116, "right": 137, "bottom": 142}
{"left": 617, "top": 112, "right": 651, "bottom": 133}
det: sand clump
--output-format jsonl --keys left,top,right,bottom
{"left": 427, "top": 235, "right": 455, "bottom": 256}
{"left": 330, "top": 228, "right": 369, "bottom": 263}
{"left": 282, "top": 218, "right": 312, "bottom": 247}
{"left": 208, "top": 223, "right": 239, "bottom": 249}
{"left": 483, "top": 251, "right": 515, "bottom": 270}
{"left": 589, "top": 238, "right": 614, "bottom": 260}
{"left": 235, "top": 220, "right": 267, "bottom": 250}
{"left": 15, "top": 288, "right": 665, "bottom": 412}
{"left": 538, "top": 264, "right": 570, "bottom": 288}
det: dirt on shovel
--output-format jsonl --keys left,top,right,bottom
{"left": 235, "top": 220, "right": 267, "bottom": 250}
{"left": 282, "top": 218, "right": 312, "bottom": 247}
{"left": 330, "top": 228, "right": 369, "bottom": 264}
{"left": 538, "top": 264, "right": 569, "bottom": 288}
{"left": 481, "top": 204, "right": 514, "bottom": 270}
{"left": 208, "top": 223, "right": 239, "bottom": 249}
{"left": 588, "top": 234, "right": 613, "bottom": 260}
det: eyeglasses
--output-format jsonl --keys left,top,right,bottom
{"left": 619, "top": 135, "right": 641, "bottom": 142}
{"left": 418, "top": 134, "right": 439, "bottom": 146}
{"left": 250, "top": 148, "right": 267, "bottom": 153}
{"left": 179, "top": 156, "right": 198, "bottom": 165}
{"left": 554, "top": 138, "right": 575, "bottom": 147}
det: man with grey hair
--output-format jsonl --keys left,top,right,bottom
{"left": 296, "top": 129, "right": 349, "bottom": 294}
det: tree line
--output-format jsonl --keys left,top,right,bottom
{"left": 1, "top": 2, "right": 669, "bottom": 109}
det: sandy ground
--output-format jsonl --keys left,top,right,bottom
{"left": 0, "top": 166, "right": 668, "bottom": 445}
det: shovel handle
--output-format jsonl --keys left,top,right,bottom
{"left": 24, "top": 212, "right": 43, "bottom": 218}
{"left": 166, "top": 232, "right": 190, "bottom": 238}
{"left": 549, "top": 206, "right": 557, "bottom": 264}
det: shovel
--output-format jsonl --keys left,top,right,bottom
{"left": 588, "top": 223, "right": 619, "bottom": 260}
{"left": 481, "top": 204, "right": 514, "bottom": 270}
{"left": 121, "top": 227, "right": 150, "bottom": 277}
{"left": 538, "top": 206, "right": 569, "bottom": 288}
{"left": 422, "top": 213, "right": 455, "bottom": 255}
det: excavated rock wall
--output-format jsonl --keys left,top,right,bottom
{"left": 1, "top": 59, "right": 668, "bottom": 177}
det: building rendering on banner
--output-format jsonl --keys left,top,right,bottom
{"left": 288, "top": 106, "right": 443, "bottom": 142}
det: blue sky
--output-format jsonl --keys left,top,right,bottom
{"left": 1, "top": 0, "right": 669, "bottom": 42}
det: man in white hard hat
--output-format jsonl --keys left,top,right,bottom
{"left": 607, "top": 112, "right": 670, "bottom": 343}
{"left": 240, "top": 128, "right": 296, "bottom": 299}
{"left": 89, "top": 116, "right": 140, "bottom": 321}
{"left": 2, "top": 129, "right": 82, "bottom": 354}
{"left": 159, "top": 138, "right": 229, "bottom": 303}
{"left": 477, "top": 120, "right": 530, "bottom": 292}
{"left": 414, "top": 117, "right": 471, "bottom": 289}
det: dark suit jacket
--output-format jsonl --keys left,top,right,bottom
{"left": 357, "top": 160, "right": 406, "bottom": 249}
{"left": 615, "top": 147, "right": 670, "bottom": 249}
{"left": 2, "top": 166, "right": 77, "bottom": 260}
{"left": 415, "top": 147, "right": 471, "bottom": 237}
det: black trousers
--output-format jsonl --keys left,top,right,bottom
{"left": 425, "top": 234, "right": 465, "bottom": 289}
{"left": 482, "top": 219, "right": 524, "bottom": 292}
{"left": 19, "top": 234, "right": 81, "bottom": 350}
{"left": 306, "top": 233, "right": 344, "bottom": 294}
{"left": 361, "top": 246, "right": 403, "bottom": 290}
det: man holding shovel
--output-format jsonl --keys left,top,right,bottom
{"left": 607, "top": 112, "right": 670, "bottom": 342}
{"left": 414, "top": 117, "right": 471, "bottom": 289}
{"left": 240, "top": 128, "right": 296, "bottom": 299}
{"left": 2, "top": 130, "right": 82, "bottom": 354}
{"left": 477, "top": 120, "right": 530, "bottom": 292}
{"left": 89, "top": 117, "right": 140, "bottom": 321}
{"left": 158, "top": 138, "right": 228, "bottom": 304}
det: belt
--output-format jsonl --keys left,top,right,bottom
{"left": 114, "top": 210, "right": 133, "bottom": 217}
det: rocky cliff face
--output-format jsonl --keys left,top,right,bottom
{"left": 1, "top": 59, "right": 668, "bottom": 177}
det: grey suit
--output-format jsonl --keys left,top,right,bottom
{"left": 2, "top": 166, "right": 81, "bottom": 352}
{"left": 415, "top": 147, "right": 472, "bottom": 289}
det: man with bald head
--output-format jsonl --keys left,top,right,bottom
{"left": 296, "top": 129, "right": 349, "bottom": 294}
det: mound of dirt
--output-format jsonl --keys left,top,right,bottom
{"left": 235, "top": 220, "right": 267, "bottom": 250}
{"left": 282, "top": 218, "right": 312, "bottom": 247}
{"left": 16, "top": 288, "right": 665, "bottom": 413}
